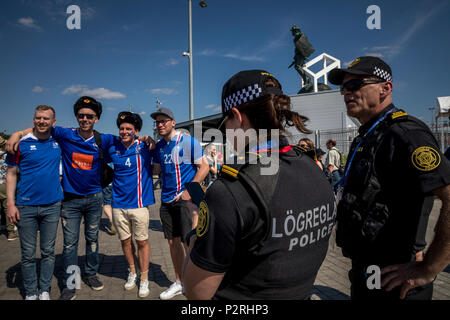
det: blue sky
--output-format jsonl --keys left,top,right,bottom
{"left": 1, "top": 0, "right": 449, "bottom": 137}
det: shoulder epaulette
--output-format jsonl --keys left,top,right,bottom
{"left": 221, "top": 164, "right": 240, "bottom": 179}
{"left": 293, "top": 145, "right": 308, "bottom": 153}
{"left": 292, "top": 145, "right": 317, "bottom": 161}
{"left": 389, "top": 109, "right": 408, "bottom": 121}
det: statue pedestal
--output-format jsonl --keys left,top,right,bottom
{"left": 298, "top": 83, "right": 331, "bottom": 94}
{"left": 300, "top": 53, "right": 340, "bottom": 93}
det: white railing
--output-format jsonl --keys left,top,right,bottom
{"left": 302, "top": 53, "right": 341, "bottom": 92}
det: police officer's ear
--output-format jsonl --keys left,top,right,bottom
{"left": 229, "top": 108, "right": 251, "bottom": 131}
{"left": 380, "top": 81, "right": 393, "bottom": 98}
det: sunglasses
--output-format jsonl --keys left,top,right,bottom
{"left": 340, "top": 78, "right": 385, "bottom": 94}
{"left": 77, "top": 113, "right": 95, "bottom": 120}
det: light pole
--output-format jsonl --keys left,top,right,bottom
{"left": 183, "top": 0, "right": 207, "bottom": 121}
{"left": 428, "top": 106, "right": 435, "bottom": 130}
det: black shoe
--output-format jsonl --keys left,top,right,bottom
{"left": 59, "top": 288, "right": 77, "bottom": 300}
{"left": 85, "top": 275, "right": 104, "bottom": 291}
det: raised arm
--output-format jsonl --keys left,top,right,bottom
{"left": 6, "top": 128, "right": 32, "bottom": 154}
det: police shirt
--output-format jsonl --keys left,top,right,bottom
{"left": 153, "top": 132, "right": 204, "bottom": 203}
{"left": 190, "top": 145, "right": 336, "bottom": 300}
{"left": 51, "top": 126, "right": 114, "bottom": 196}
{"left": 341, "top": 104, "right": 450, "bottom": 264}
{"left": 105, "top": 137, "right": 155, "bottom": 209}
{"left": 6, "top": 132, "right": 63, "bottom": 205}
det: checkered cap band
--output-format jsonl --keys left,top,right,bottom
{"left": 223, "top": 84, "right": 263, "bottom": 112}
{"left": 373, "top": 66, "right": 392, "bottom": 81}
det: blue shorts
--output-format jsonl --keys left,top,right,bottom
{"left": 102, "top": 184, "right": 112, "bottom": 206}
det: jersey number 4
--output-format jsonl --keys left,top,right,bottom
{"left": 125, "top": 158, "right": 132, "bottom": 167}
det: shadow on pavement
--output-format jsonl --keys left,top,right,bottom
{"left": 311, "top": 285, "right": 350, "bottom": 300}
{"left": 443, "top": 264, "right": 450, "bottom": 274}
{"left": 5, "top": 263, "right": 25, "bottom": 298}
{"left": 149, "top": 219, "right": 163, "bottom": 232}
{"left": 52, "top": 253, "right": 172, "bottom": 292}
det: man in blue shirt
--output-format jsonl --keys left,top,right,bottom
{"left": 151, "top": 107, "right": 209, "bottom": 299}
{"left": 6, "top": 105, "right": 63, "bottom": 300}
{"left": 105, "top": 112, "right": 154, "bottom": 298}
{"left": 7, "top": 96, "right": 115, "bottom": 300}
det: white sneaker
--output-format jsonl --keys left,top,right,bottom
{"left": 138, "top": 280, "right": 150, "bottom": 298}
{"left": 25, "top": 295, "right": 37, "bottom": 300}
{"left": 124, "top": 272, "right": 137, "bottom": 291}
{"left": 159, "top": 282, "right": 183, "bottom": 300}
{"left": 39, "top": 292, "right": 50, "bottom": 300}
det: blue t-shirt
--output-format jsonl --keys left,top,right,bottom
{"left": 6, "top": 133, "right": 63, "bottom": 205}
{"left": 105, "top": 138, "right": 155, "bottom": 209}
{"left": 51, "top": 126, "right": 114, "bottom": 195}
{"left": 153, "top": 132, "right": 204, "bottom": 203}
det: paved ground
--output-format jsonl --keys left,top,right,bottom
{"left": 0, "top": 190, "right": 449, "bottom": 300}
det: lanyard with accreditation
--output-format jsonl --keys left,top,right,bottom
{"left": 336, "top": 107, "right": 398, "bottom": 200}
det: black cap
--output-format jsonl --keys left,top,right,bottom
{"left": 73, "top": 96, "right": 103, "bottom": 119}
{"left": 316, "top": 148, "right": 326, "bottom": 157}
{"left": 150, "top": 107, "right": 175, "bottom": 120}
{"left": 218, "top": 70, "right": 283, "bottom": 129}
{"left": 116, "top": 111, "right": 143, "bottom": 131}
{"left": 328, "top": 56, "right": 393, "bottom": 85}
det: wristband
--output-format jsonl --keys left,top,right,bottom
{"left": 185, "top": 229, "right": 197, "bottom": 247}
{"left": 17, "top": 131, "right": 24, "bottom": 137}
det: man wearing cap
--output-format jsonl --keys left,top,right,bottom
{"left": 6, "top": 96, "right": 115, "bottom": 300}
{"left": 102, "top": 112, "right": 154, "bottom": 298}
{"left": 328, "top": 56, "right": 450, "bottom": 299}
{"left": 150, "top": 107, "right": 209, "bottom": 300}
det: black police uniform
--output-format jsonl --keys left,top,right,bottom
{"left": 190, "top": 144, "right": 336, "bottom": 300}
{"left": 336, "top": 104, "right": 450, "bottom": 300}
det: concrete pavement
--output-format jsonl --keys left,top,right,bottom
{"left": 0, "top": 189, "right": 448, "bottom": 300}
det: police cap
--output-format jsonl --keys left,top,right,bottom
{"left": 328, "top": 56, "right": 393, "bottom": 85}
{"left": 218, "top": 70, "right": 283, "bottom": 129}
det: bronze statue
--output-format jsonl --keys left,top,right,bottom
{"left": 288, "top": 25, "right": 315, "bottom": 92}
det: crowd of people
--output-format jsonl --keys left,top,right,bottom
{"left": 1, "top": 56, "right": 450, "bottom": 301}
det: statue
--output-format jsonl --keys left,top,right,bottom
{"left": 289, "top": 25, "right": 315, "bottom": 91}
{"left": 288, "top": 25, "right": 331, "bottom": 94}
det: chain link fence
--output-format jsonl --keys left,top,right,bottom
{"left": 288, "top": 127, "right": 359, "bottom": 155}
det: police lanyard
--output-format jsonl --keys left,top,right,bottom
{"left": 340, "top": 107, "right": 397, "bottom": 187}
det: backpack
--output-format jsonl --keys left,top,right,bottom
{"left": 93, "top": 130, "right": 114, "bottom": 188}
{"left": 335, "top": 148, "right": 346, "bottom": 175}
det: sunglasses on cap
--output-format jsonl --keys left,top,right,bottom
{"left": 77, "top": 113, "right": 95, "bottom": 120}
{"left": 340, "top": 78, "right": 385, "bottom": 94}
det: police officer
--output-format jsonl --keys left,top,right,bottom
{"left": 183, "top": 70, "right": 336, "bottom": 300}
{"left": 328, "top": 56, "right": 450, "bottom": 300}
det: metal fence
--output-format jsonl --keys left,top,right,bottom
{"left": 431, "top": 123, "right": 450, "bottom": 153}
{"left": 289, "top": 121, "right": 450, "bottom": 157}
{"left": 289, "top": 127, "right": 359, "bottom": 155}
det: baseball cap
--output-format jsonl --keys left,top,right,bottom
{"left": 116, "top": 111, "right": 143, "bottom": 131}
{"left": 328, "top": 56, "right": 393, "bottom": 85}
{"left": 150, "top": 107, "right": 175, "bottom": 120}
{"left": 73, "top": 96, "right": 103, "bottom": 119}
{"left": 217, "top": 70, "right": 283, "bottom": 129}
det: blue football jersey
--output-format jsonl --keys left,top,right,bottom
{"left": 51, "top": 126, "right": 115, "bottom": 196}
{"left": 6, "top": 133, "right": 63, "bottom": 205}
{"left": 105, "top": 138, "right": 155, "bottom": 209}
{"left": 153, "top": 132, "right": 204, "bottom": 203}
